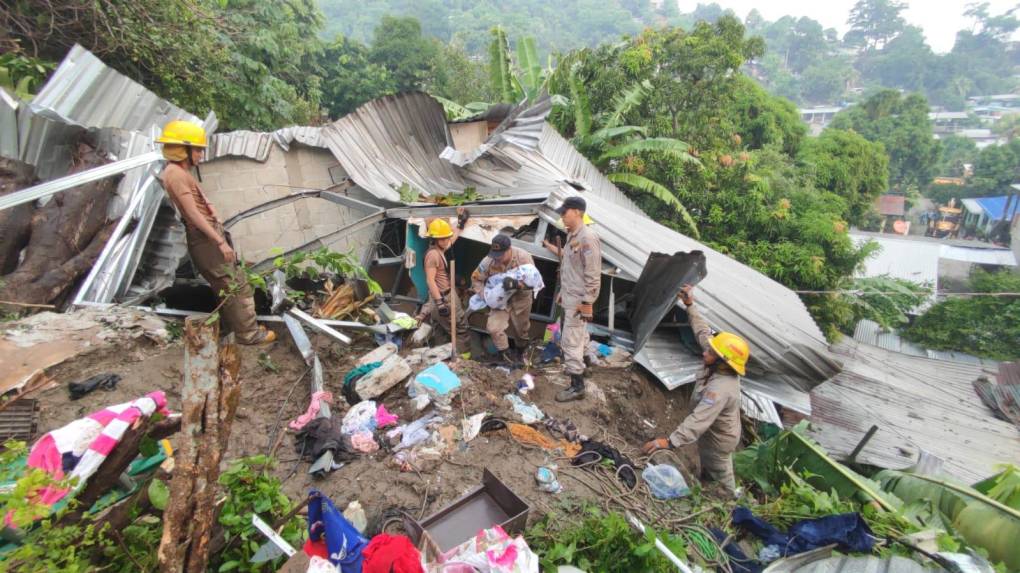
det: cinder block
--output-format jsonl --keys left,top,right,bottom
{"left": 220, "top": 171, "right": 258, "bottom": 190}
{"left": 256, "top": 167, "right": 291, "bottom": 187}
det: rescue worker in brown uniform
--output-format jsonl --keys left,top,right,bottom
{"left": 641, "top": 284, "right": 750, "bottom": 496}
{"left": 157, "top": 120, "right": 275, "bottom": 345}
{"left": 471, "top": 234, "right": 535, "bottom": 366}
{"left": 543, "top": 196, "right": 601, "bottom": 402}
{"left": 424, "top": 212, "right": 471, "bottom": 355}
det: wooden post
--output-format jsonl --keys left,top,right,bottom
{"left": 158, "top": 317, "right": 241, "bottom": 573}
{"left": 450, "top": 259, "right": 458, "bottom": 363}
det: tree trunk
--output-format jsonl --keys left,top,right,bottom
{"left": 0, "top": 143, "right": 119, "bottom": 310}
{"left": 158, "top": 317, "right": 241, "bottom": 573}
{"left": 0, "top": 158, "right": 36, "bottom": 274}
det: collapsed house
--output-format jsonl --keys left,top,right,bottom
{"left": 2, "top": 46, "right": 1018, "bottom": 485}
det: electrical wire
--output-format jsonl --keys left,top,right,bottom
{"left": 794, "top": 290, "right": 1020, "bottom": 296}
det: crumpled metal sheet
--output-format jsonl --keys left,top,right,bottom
{"left": 807, "top": 337, "right": 1015, "bottom": 484}
{"left": 629, "top": 251, "right": 707, "bottom": 354}
{"left": 321, "top": 92, "right": 467, "bottom": 201}
{"left": 203, "top": 126, "right": 327, "bottom": 162}
{"left": 30, "top": 44, "right": 212, "bottom": 132}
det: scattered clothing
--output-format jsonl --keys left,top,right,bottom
{"left": 505, "top": 394, "right": 545, "bottom": 424}
{"left": 67, "top": 373, "right": 121, "bottom": 400}
{"left": 362, "top": 534, "right": 424, "bottom": 573}
{"left": 709, "top": 527, "right": 763, "bottom": 573}
{"left": 731, "top": 506, "right": 875, "bottom": 557}
{"left": 290, "top": 391, "right": 333, "bottom": 431}
{"left": 461, "top": 412, "right": 487, "bottom": 442}
{"left": 351, "top": 431, "right": 380, "bottom": 454}
{"left": 306, "top": 490, "right": 368, "bottom": 571}
{"left": 390, "top": 313, "right": 419, "bottom": 331}
{"left": 25, "top": 391, "right": 169, "bottom": 509}
{"left": 507, "top": 423, "right": 581, "bottom": 457}
{"left": 375, "top": 404, "right": 399, "bottom": 428}
{"left": 539, "top": 341, "right": 562, "bottom": 364}
{"left": 294, "top": 418, "right": 355, "bottom": 462}
{"left": 341, "top": 401, "right": 378, "bottom": 436}
{"left": 428, "top": 525, "right": 539, "bottom": 573}
{"left": 543, "top": 417, "right": 581, "bottom": 443}
{"left": 344, "top": 362, "right": 382, "bottom": 405}
{"left": 571, "top": 439, "right": 637, "bottom": 489}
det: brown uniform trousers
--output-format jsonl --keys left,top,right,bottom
{"left": 429, "top": 291, "right": 471, "bottom": 354}
{"left": 471, "top": 247, "right": 535, "bottom": 352}
{"left": 558, "top": 224, "right": 602, "bottom": 376}
{"left": 668, "top": 305, "right": 741, "bottom": 494}
{"left": 186, "top": 224, "right": 260, "bottom": 343}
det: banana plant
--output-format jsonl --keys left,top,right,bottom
{"left": 561, "top": 70, "right": 702, "bottom": 238}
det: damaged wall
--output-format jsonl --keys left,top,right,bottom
{"left": 199, "top": 145, "right": 376, "bottom": 264}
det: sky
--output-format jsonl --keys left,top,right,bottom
{"left": 680, "top": 0, "right": 1020, "bottom": 53}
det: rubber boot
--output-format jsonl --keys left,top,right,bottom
{"left": 556, "top": 374, "right": 587, "bottom": 402}
{"left": 498, "top": 350, "right": 522, "bottom": 369}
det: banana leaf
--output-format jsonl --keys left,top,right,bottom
{"left": 734, "top": 422, "right": 900, "bottom": 511}
{"left": 877, "top": 469, "right": 1020, "bottom": 570}
{"left": 972, "top": 464, "right": 1020, "bottom": 510}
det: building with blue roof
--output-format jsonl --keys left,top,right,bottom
{"left": 961, "top": 192, "right": 1020, "bottom": 237}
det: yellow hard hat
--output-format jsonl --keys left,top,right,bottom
{"left": 709, "top": 332, "right": 750, "bottom": 375}
{"left": 556, "top": 213, "right": 594, "bottom": 226}
{"left": 157, "top": 120, "right": 207, "bottom": 148}
{"left": 426, "top": 218, "right": 454, "bottom": 239}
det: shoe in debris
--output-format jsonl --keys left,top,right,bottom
{"left": 556, "top": 374, "right": 587, "bottom": 402}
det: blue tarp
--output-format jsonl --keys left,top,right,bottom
{"left": 973, "top": 195, "right": 1020, "bottom": 222}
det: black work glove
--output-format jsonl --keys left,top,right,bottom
{"left": 437, "top": 302, "right": 451, "bottom": 318}
{"left": 502, "top": 277, "right": 521, "bottom": 290}
{"left": 457, "top": 208, "right": 470, "bottom": 229}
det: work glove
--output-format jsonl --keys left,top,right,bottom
{"left": 457, "top": 207, "right": 470, "bottom": 229}
{"left": 437, "top": 303, "right": 450, "bottom": 318}
{"left": 577, "top": 303, "right": 594, "bottom": 321}
{"left": 641, "top": 437, "right": 670, "bottom": 455}
{"left": 502, "top": 277, "right": 521, "bottom": 291}
{"left": 678, "top": 284, "right": 695, "bottom": 307}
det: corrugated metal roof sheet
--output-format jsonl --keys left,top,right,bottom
{"left": 204, "top": 126, "right": 327, "bottom": 162}
{"left": 1000, "top": 361, "right": 1020, "bottom": 386}
{"left": 30, "top": 44, "right": 212, "bottom": 133}
{"left": 940, "top": 244, "right": 1016, "bottom": 266}
{"left": 785, "top": 555, "right": 928, "bottom": 573}
{"left": 850, "top": 233, "right": 940, "bottom": 295}
{"left": 973, "top": 378, "right": 1020, "bottom": 427}
{"left": 321, "top": 92, "right": 466, "bottom": 201}
{"left": 806, "top": 338, "right": 1017, "bottom": 483}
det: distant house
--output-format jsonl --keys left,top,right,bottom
{"left": 799, "top": 106, "right": 844, "bottom": 136}
{"left": 961, "top": 193, "right": 1020, "bottom": 237}
{"left": 942, "top": 128, "right": 1005, "bottom": 149}
{"left": 875, "top": 194, "right": 907, "bottom": 234}
{"left": 928, "top": 111, "right": 970, "bottom": 134}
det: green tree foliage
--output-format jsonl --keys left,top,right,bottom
{"left": 369, "top": 16, "right": 440, "bottom": 92}
{"left": 936, "top": 135, "right": 979, "bottom": 178}
{"left": 967, "top": 139, "right": 1020, "bottom": 196}
{"left": 830, "top": 90, "right": 940, "bottom": 193}
{"left": 318, "top": 35, "right": 395, "bottom": 119}
{"left": 842, "top": 276, "right": 930, "bottom": 330}
{"left": 2, "top": 0, "right": 325, "bottom": 130}
{"left": 903, "top": 269, "right": 1020, "bottom": 360}
{"left": 799, "top": 128, "right": 889, "bottom": 226}
{"left": 845, "top": 0, "right": 908, "bottom": 50}
{"left": 548, "top": 19, "right": 876, "bottom": 338}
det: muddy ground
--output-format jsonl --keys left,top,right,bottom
{"left": 34, "top": 319, "right": 708, "bottom": 530}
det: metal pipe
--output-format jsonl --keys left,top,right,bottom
{"left": 0, "top": 151, "right": 162, "bottom": 211}
{"left": 625, "top": 512, "right": 694, "bottom": 573}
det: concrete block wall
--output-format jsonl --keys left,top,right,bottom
{"left": 199, "top": 145, "right": 377, "bottom": 265}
